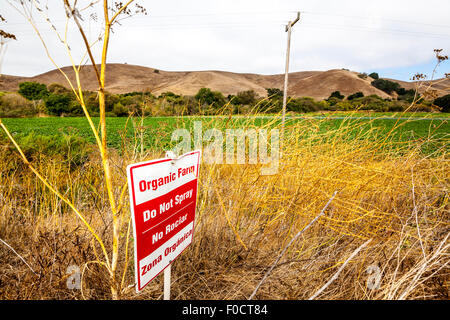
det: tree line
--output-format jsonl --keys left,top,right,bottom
{"left": 0, "top": 79, "right": 448, "bottom": 118}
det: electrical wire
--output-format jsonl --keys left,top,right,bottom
{"left": 4, "top": 9, "right": 450, "bottom": 40}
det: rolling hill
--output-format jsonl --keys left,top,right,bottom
{"left": 0, "top": 63, "right": 448, "bottom": 100}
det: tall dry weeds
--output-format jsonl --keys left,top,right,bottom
{"left": 0, "top": 112, "right": 448, "bottom": 299}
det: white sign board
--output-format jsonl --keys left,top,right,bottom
{"left": 127, "top": 150, "right": 201, "bottom": 292}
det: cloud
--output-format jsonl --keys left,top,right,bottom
{"left": 1, "top": 0, "right": 449, "bottom": 80}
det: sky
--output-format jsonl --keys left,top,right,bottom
{"left": 1, "top": 0, "right": 449, "bottom": 81}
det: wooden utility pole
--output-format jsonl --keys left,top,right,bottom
{"left": 281, "top": 12, "right": 300, "bottom": 133}
{"left": 0, "top": 37, "right": 10, "bottom": 76}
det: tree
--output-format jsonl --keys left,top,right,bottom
{"left": 112, "top": 102, "right": 129, "bottom": 117}
{"left": 18, "top": 81, "right": 49, "bottom": 101}
{"left": 266, "top": 88, "right": 283, "bottom": 99}
{"left": 347, "top": 92, "right": 364, "bottom": 100}
{"left": 371, "top": 79, "right": 401, "bottom": 94}
{"left": 236, "top": 90, "right": 258, "bottom": 105}
{"left": 287, "top": 97, "right": 320, "bottom": 113}
{"left": 47, "top": 83, "right": 70, "bottom": 95}
{"left": 195, "top": 88, "right": 225, "bottom": 107}
{"left": 369, "top": 72, "right": 379, "bottom": 80}
{"left": 434, "top": 94, "right": 450, "bottom": 113}
{"left": 397, "top": 88, "right": 416, "bottom": 103}
{"left": 45, "top": 93, "right": 70, "bottom": 116}
{"left": 358, "top": 73, "right": 368, "bottom": 79}
{"left": 328, "top": 91, "right": 345, "bottom": 100}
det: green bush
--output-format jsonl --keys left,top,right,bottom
{"left": 347, "top": 92, "right": 364, "bottom": 100}
{"left": 334, "top": 101, "right": 353, "bottom": 111}
{"left": 0, "top": 131, "right": 89, "bottom": 167}
{"left": 47, "top": 83, "right": 70, "bottom": 95}
{"left": 434, "top": 94, "right": 450, "bottom": 113}
{"left": 195, "top": 88, "right": 226, "bottom": 108}
{"left": 266, "top": 88, "right": 283, "bottom": 99}
{"left": 326, "top": 97, "right": 342, "bottom": 107}
{"left": 18, "top": 81, "right": 49, "bottom": 101}
{"left": 350, "top": 94, "right": 387, "bottom": 111}
{"left": 113, "top": 102, "right": 129, "bottom": 117}
{"left": 235, "top": 90, "right": 258, "bottom": 105}
{"left": 328, "top": 91, "right": 345, "bottom": 100}
{"left": 45, "top": 93, "right": 71, "bottom": 116}
{"left": 287, "top": 97, "right": 320, "bottom": 113}
{"left": 371, "top": 79, "right": 401, "bottom": 94}
{"left": 397, "top": 89, "right": 417, "bottom": 103}
{"left": 369, "top": 72, "right": 379, "bottom": 80}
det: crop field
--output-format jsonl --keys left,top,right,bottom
{"left": 2, "top": 112, "right": 449, "bottom": 153}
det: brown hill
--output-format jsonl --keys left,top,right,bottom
{"left": 288, "top": 69, "right": 391, "bottom": 100}
{"left": 386, "top": 78, "right": 450, "bottom": 98}
{"left": 0, "top": 63, "right": 447, "bottom": 100}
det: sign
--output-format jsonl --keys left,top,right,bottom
{"left": 127, "top": 150, "right": 201, "bottom": 292}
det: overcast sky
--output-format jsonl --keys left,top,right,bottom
{"left": 1, "top": 0, "right": 449, "bottom": 81}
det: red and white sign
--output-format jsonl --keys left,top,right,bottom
{"left": 127, "top": 150, "right": 201, "bottom": 292}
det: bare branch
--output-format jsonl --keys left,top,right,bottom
{"left": 249, "top": 191, "right": 338, "bottom": 300}
{"left": 309, "top": 238, "right": 372, "bottom": 300}
{"left": 0, "top": 237, "right": 38, "bottom": 276}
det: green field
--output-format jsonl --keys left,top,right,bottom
{"left": 1, "top": 113, "right": 449, "bottom": 155}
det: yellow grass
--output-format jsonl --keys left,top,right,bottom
{"left": 0, "top": 114, "right": 448, "bottom": 300}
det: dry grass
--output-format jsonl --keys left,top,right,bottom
{"left": 0, "top": 113, "right": 448, "bottom": 300}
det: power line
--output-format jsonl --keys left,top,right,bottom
{"left": 6, "top": 9, "right": 450, "bottom": 29}
{"left": 5, "top": 9, "right": 450, "bottom": 40}
{"left": 301, "top": 10, "right": 450, "bottom": 30}
{"left": 299, "top": 22, "right": 450, "bottom": 39}
{"left": 9, "top": 19, "right": 450, "bottom": 38}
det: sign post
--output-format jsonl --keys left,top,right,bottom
{"left": 127, "top": 150, "right": 201, "bottom": 293}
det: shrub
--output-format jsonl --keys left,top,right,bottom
{"left": 67, "top": 100, "right": 83, "bottom": 116}
{"left": 387, "top": 101, "right": 405, "bottom": 112}
{"left": 350, "top": 94, "right": 387, "bottom": 111}
{"left": 18, "top": 81, "right": 49, "bottom": 101}
{"left": 0, "top": 92, "right": 36, "bottom": 117}
{"left": 195, "top": 88, "right": 226, "bottom": 107}
{"left": 326, "top": 97, "right": 341, "bottom": 107}
{"left": 105, "top": 92, "right": 119, "bottom": 112}
{"left": 397, "top": 89, "right": 417, "bottom": 103}
{"left": 266, "top": 88, "right": 283, "bottom": 99}
{"left": 45, "top": 93, "right": 71, "bottom": 116}
{"left": 347, "top": 92, "right": 364, "bottom": 100}
{"left": 409, "top": 104, "right": 433, "bottom": 112}
{"left": 358, "top": 73, "right": 368, "bottom": 79}
{"left": 159, "top": 91, "right": 180, "bottom": 99}
{"left": 47, "top": 83, "right": 70, "bottom": 95}
{"left": 371, "top": 79, "right": 401, "bottom": 94}
{"left": 0, "top": 131, "right": 89, "bottom": 167}
{"left": 287, "top": 97, "right": 320, "bottom": 113}
{"left": 369, "top": 72, "right": 379, "bottom": 80}
{"left": 334, "top": 100, "right": 353, "bottom": 111}
{"left": 433, "top": 94, "right": 450, "bottom": 113}
{"left": 236, "top": 90, "right": 258, "bottom": 105}
{"left": 328, "top": 91, "right": 345, "bottom": 100}
{"left": 113, "top": 102, "right": 129, "bottom": 117}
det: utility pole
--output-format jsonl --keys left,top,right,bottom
{"left": 281, "top": 12, "right": 300, "bottom": 134}
{"left": 0, "top": 36, "right": 9, "bottom": 76}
